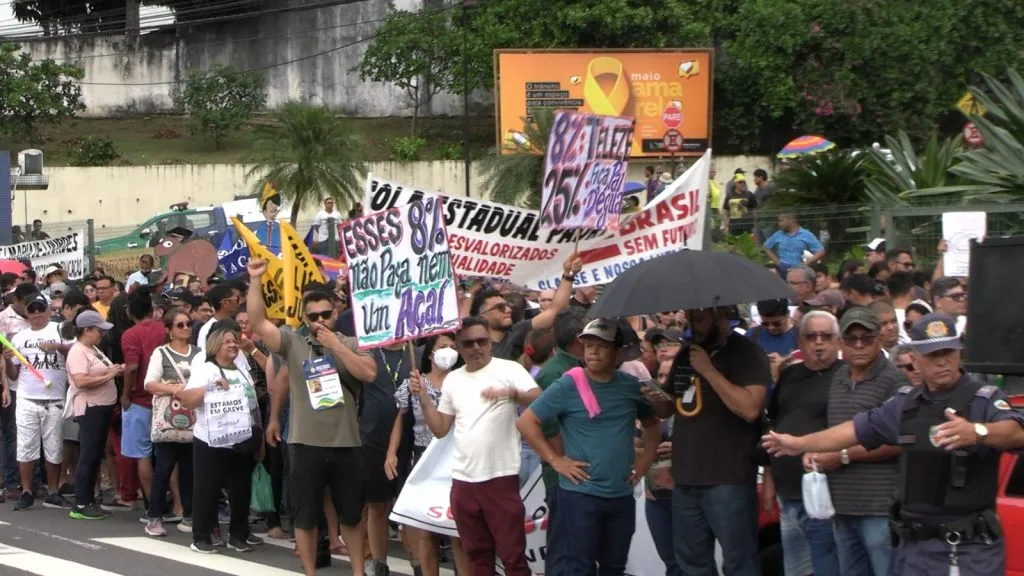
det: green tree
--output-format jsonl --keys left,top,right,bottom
{"left": 0, "top": 43, "right": 85, "bottom": 138}
{"left": 864, "top": 131, "right": 961, "bottom": 203}
{"left": 358, "top": 9, "right": 457, "bottom": 136}
{"left": 246, "top": 102, "right": 367, "bottom": 224}
{"left": 477, "top": 109, "right": 555, "bottom": 208}
{"left": 173, "top": 65, "right": 267, "bottom": 149}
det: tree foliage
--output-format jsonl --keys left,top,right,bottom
{"left": 477, "top": 109, "right": 555, "bottom": 208}
{"left": 11, "top": 0, "right": 259, "bottom": 35}
{"left": 865, "top": 131, "right": 962, "bottom": 204}
{"left": 0, "top": 42, "right": 85, "bottom": 137}
{"left": 246, "top": 102, "right": 367, "bottom": 224}
{"left": 173, "top": 65, "right": 266, "bottom": 148}
{"left": 358, "top": 9, "right": 457, "bottom": 137}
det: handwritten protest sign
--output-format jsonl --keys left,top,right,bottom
{"left": 340, "top": 195, "right": 461, "bottom": 349}
{"left": 541, "top": 111, "right": 634, "bottom": 230}
{"left": 0, "top": 231, "right": 87, "bottom": 279}
{"left": 204, "top": 385, "right": 252, "bottom": 449}
{"left": 364, "top": 150, "right": 709, "bottom": 291}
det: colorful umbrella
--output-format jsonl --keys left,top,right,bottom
{"left": 312, "top": 254, "right": 345, "bottom": 281}
{"left": 0, "top": 260, "right": 26, "bottom": 275}
{"left": 777, "top": 135, "right": 836, "bottom": 158}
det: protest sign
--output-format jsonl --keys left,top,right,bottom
{"left": 280, "top": 221, "right": 324, "bottom": 328}
{"left": 340, "top": 195, "right": 461, "bottom": 349}
{"left": 231, "top": 217, "right": 286, "bottom": 321}
{"left": 391, "top": 436, "right": 666, "bottom": 576}
{"left": 204, "top": 385, "right": 252, "bottom": 449}
{"left": 0, "top": 231, "right": 87, "bottom": 279}
{"left": 541, "top": 111, "right": 634, "bottom": 231}
{"left": 365, "top": 150, "right": 709, "bottom": 291}
{"left": 217, "top": 232, "right": 249, "bottom": 278}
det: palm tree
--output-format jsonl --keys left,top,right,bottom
{"left": 865, "top": 131, "right": 961, "bottom": 203}
{"left": 477, "top": 109, "right": 555, "bottom": 208}
{"left": 246, "top": 102, "right": 368, "bottom": 223}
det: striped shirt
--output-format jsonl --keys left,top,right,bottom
{"left": 826, "top": 354, "right": 907, "bottom": 516}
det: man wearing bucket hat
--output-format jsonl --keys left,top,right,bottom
{"left": 763, "top": 313, "right": 1024, "bottom": 576}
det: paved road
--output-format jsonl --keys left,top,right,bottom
{"left": 0, "top": 504, "right": 439, "bottom": 575}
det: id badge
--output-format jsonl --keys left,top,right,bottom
{"left": 302, "top": 357, "right": 345, "bottom": 411}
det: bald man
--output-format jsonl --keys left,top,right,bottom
{"left": 538, "top": 290, "right": 555, "bottom": 311}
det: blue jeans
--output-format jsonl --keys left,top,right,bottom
{"left": 779, "top": 498, "right": 839, "bottom": 576}
{"left": 672, "top": 484, "right": 760, "bottom": 576}
{"left": 833, "top": 515, "right": 893, "bottom": 576}
{"left": 556, "top": 487, "right": 635, "bottom": 576}
{"left": 0, "top": 390, "right": 16, "bottom": 489}
{"left": 645, "top": 493, "right": 683, "bottom": 576}
{"left": 519, "top": 445, "right": 540, "bottom": 489}
{"left": 546, "top": 487, "right": 562, "bottom": 575}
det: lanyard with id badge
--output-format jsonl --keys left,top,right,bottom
{"left": 303, "top": 339, "right": 345, "bottom": 411}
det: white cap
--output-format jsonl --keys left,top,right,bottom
{"left": 579, "top": 319, "right": 619, "bottom": 344}
{"left": 862, "top": 238, "right": 886, "bottom": 251}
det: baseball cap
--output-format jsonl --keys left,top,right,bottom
{"left": 26, "top": 293, "right": 48, "bottom": 311}
{"left": 907, "top": 313, "right": 962, "bottom": 355}
{"left": 651, "top": 329, "right": 684, "bottom": 346}
{"left": 839, "top": 307, "right": 880, "bottom": 333}
{"left": 43, "top": 265, "right": 63, "bottom": 277}
{"left": 579, "top": 319, "right": 619, "bottom": 344}
{"left": 806, "top": 289, "right": 845, "bottom": 309}
{"left": 76, "top": 310, "right": 113, "bottom": 330}
{"left": 168, "top": 287, "right": 198, "bottom": 307}
{"left": 862, "top": 238, "right": 886, "bottom": 252}
{"left": 49, "top": 281, "right": 68, "bottom": 296}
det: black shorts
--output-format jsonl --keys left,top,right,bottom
{"left": 363, "top": 445, "right": 398, "bottom": 504}
{"left": 289, "top": 444, "right": 365, "bottom": 529}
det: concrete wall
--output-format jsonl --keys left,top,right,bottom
{"left": 25, "top": 155, "right": 771, "bottom": 237}
{"left": 19, "top": 0, "right": 490, "bottom": 118}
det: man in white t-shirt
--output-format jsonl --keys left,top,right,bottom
{"left": 413, "top": 317, "right": 540, "bottom": 576}
{"left": 7, "top": 293, "right": 72, "bottom": 511}
{"left": 312, "top": 197, "right": 339, "bottom": 253}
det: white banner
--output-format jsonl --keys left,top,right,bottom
{"left": 364, "top": 150, "right": 710, "bottom": 290}
{"left": 391, "top": 436, "right": 666, "bottom": 576}
{"left": 0, "top": 231, "right": 87, "bottom": 279}
{"left": 204, "top": 385, "right": 252, "bottom": 449}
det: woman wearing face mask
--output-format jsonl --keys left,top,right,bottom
{"left": 384, "top": 334, "right": 469, "bottom": 576}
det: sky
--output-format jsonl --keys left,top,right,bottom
{"left": 0, "top": 3, "right": 173, "bottom": 36}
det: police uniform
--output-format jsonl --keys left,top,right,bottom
{"left": 850, "top": 313, "right": 1024, "bottom": 576}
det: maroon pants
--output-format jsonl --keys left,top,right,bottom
{"left": 451, "top": 475, "right": 530, "bottom": 576}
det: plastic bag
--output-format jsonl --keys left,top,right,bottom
{"left": 251, "top": 463, "right": 275, "bottom": 513}
{"left": 802, "top": 465, "right": 836, "bottom": 520}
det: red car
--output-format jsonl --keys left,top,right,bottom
{"left": 998, "top": 393, "right": 1024, "bottom": 575}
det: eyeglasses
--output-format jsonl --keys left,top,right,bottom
{"left": 482, "top": 303, "right": 510, "bottom": 314}
{"left": 943, "top": 292, "right": 967, "bottom": 302}
{"left": 306, "top": 311, "right": 332, "bottom": 322}
{"left": 175, "top": 321, "right": 193, "bottom": 329}
{"left": 897, "top": 363, "right": 916, "bottom": 372}
{"left": 459, "top": 337, "right": 490, "bottom": 349}
{"left": 842, "top": 333, "right": 878, "bottom": 346}
{"left": 803, "top": 331, "right": 835, "bottom": 342}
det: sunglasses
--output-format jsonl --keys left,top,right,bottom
{"left": 27, "top": 305, "right": 47, "bottom": 314}
{"left": 175, "top": 321, "right": 193, "bottom": 329}
{"left": 459, "top": 337, "right": 490, "bottom": 349}
{"left": 842, "top": 333, "right": 878, "bottom": 346}
{"left": 803, "top": 331, "right": 835, "bottom": 342}
{"left": 482, "top": 303, "right": 510, "bottom": 314}
{"left": 897, "top": 363, "right": 916, "bottom": 372}
{"left": 306, "top": 311, "right": 332, "bottom": 322}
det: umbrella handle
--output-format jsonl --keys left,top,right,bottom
{"left": 676, "top": 377, "right": 703, "bottom": 418}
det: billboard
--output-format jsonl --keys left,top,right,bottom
{"left": 494, "top": 49, "right": 713, "bottom": 158}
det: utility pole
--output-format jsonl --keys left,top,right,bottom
{"left": 125, "top": 0, "right": 140, "bottom": 37}
{"left": 461, "top": 0, "right": 473, "bottom": 197}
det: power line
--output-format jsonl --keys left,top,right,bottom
{"left": 0, "top": 0, "right": 257, "bottom": 37}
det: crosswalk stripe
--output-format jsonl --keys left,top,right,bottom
{"left": 93, "top": 537, "right": 300, "bottom": 575}
{"left": 254, "top": 534, "right": 455, "bottom": 576}
{"left": 0, "top": 543, "right": 121, "bottom": 576}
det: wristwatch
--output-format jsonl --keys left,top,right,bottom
{"left": 840, "top": 449, "right": 850, "bottom": 465}
{"left": 975, "top": 423, "right": 989, "bottom": 445}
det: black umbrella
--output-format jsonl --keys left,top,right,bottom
{"left": 588, "top": 249, "right": 794, "bottom": 318}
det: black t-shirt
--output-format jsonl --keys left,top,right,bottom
{"left": 492, "top": 319, "right": 532, "bottom": 361}
{"left": 361, "top": 347, "right": 412, "bottom": 451}
{"left": 766, "top": 360, "right": 845, "bottom": 499}
{"left": 670, "top": 333, "right": 772, "bottom": 486}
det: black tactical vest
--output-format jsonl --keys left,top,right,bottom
{"left": 897, "top": 380, "right": 1001, "bottom": 517}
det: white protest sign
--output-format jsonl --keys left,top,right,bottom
{"left": 204, "top": 385, "right": 251, "bottom": 448}
{"left": 541, "top": 111, "right": 634, "bottom": 230}
{"left": 391, "top": 437, "right": 666, "bottom": 576}
{"left": 365, "top": 150, "right": 709, "bottom": 291}
{"left": 941, "top": 211, "right": 986, "bottom": 277}
{"left": 0, "top": 231, "right": 87, "bottom": 279}
{"left": 340, "top": 195, "right": 461, "bottom": 350}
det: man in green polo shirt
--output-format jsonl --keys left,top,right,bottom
{"left": 531, "top": 306, "right": 586, "bottom": 574}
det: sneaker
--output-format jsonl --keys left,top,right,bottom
{"left": 163, "top": 513, "right": 183, "bottom": 524}
{"left": 211, "top": 527, "right": 226, "bottom": 548}
{"left": 69, "top": 503, "right": 109, "bottom": 520}
{"left": 145, "top": 518, "right": 167, "bottom": 537}
{"left": 58, "top": 482, "right": 74, "bottom": 496}
{"left": 190, "top": 541, "right": 217, "bottom": 554}
{"left": 365, "top": 560, "right": 391, "bottom": 576}
{"left": 43, "top": 492, "right": 72, "bottom": 509}
{"left": 243, "top": 534, "right": 264, "bottom": 546}
{"left": 389, "top": 525, "right": 401, "bottom": 541}
{"left": 227, "top": 536, "right": 253, "bottom": 553}
{"left": 177, "top": 518, "right": 193, "bottom": 533}
{"left": 101, "top": 501, "right": 134, "bottom": 513}
{"left": 12, "top": 491, "right": 33, "bottom": 511}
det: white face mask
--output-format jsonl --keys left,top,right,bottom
{"left": 432, "top": 347, "right": 459, "bottom": 371}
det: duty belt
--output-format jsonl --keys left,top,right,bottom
{"left": 890, "top": 507, "right": 1002, "bottom": 543}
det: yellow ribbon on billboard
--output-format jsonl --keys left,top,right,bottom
{"left": 279, "top": 220, "right": 325, "bottom": 328}
{"left": 583, "top": 56, "right": 630, "bottom": 116}
{"left": 230, "top": 217, "right": 286, "bottom": 320}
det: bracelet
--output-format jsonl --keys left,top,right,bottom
{"left": 561, "top": 273, "right": 575, "bottom": 281}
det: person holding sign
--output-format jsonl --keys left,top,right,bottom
{"left": 245, "top": 257, "right": 378, "bottom": 576}
{"left": 414, "top": 316, "right": 541, "bottom": 576}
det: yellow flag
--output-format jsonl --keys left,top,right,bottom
{"left": 279, "top": 220, "right": 325, "bottom": 328}
{"left": 230, "top": 217, "right": 286, "bottom": 320}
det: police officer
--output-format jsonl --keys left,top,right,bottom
{"left": 762, "top": 313, "right": 1024, "bottom": 576}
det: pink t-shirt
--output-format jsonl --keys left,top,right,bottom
{"left": 67, "top": 342, "right": 117, "bottom": 417}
